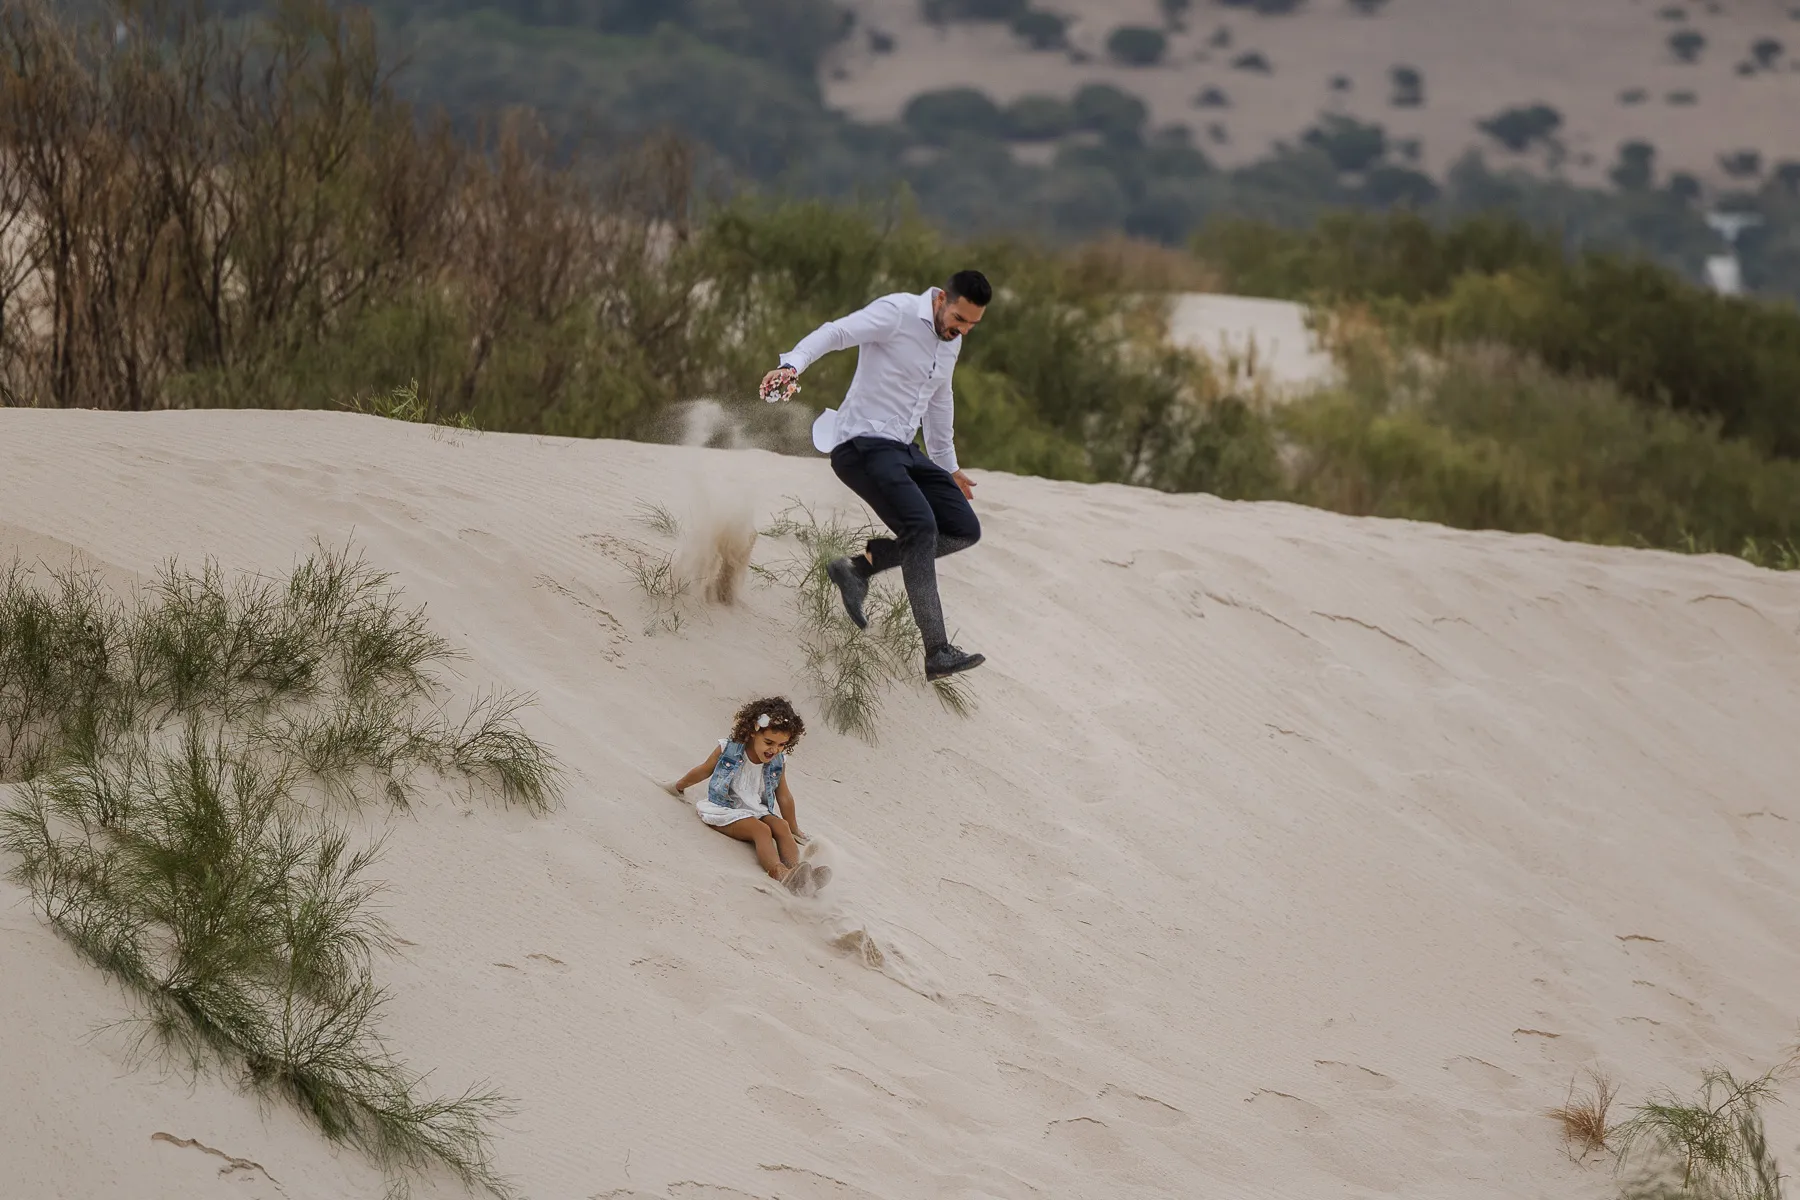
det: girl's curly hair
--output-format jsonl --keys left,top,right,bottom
{"left": 729, "top": 696, "right": 806, "bottom": 752}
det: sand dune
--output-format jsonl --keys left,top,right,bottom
{"left": 1167, "top": 292, "right": 1337, "bottom": 395}
{"left": 3, "top": 408, "right": 1799, "bottom": 1199}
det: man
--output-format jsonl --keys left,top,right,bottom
{"left": 760, "top": 270, "right": 991, "bottom": 682}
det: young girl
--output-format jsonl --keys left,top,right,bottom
{"left": 667, "top": 697, "right": 831, "bottom": 895}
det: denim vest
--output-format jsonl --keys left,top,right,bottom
{"left": 707, "top": 740, "right": 785, "bottom": 813}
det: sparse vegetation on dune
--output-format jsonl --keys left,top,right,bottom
{"left": 755, "top": 502, "right": 974, "bottom": 740}
{"left": 613, "top": 495, "right": 974, "bottom": 736}
{"left": 1540, "top": 1053, "right": 1800, "bottom": 1200}
{"left": 1551, "top": 1068, "right": 1619, "bottom": 1159}
{"left": 0, "top": 544, "right": 559, "bottom": 1196}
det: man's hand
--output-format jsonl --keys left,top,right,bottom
{"left": 952, "top": 470, "right": 976, "bottom": 501}
{"left": 760, "top": 366, "right": 800, "bottom": 403}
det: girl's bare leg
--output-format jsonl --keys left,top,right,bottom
{"left": 761, "top": 814, "right": 800, "bottom": 868}
{"left": 715, "top": 817, "right": 786, "bottom": 879}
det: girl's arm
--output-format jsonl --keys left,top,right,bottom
{"left": 776, "top": 773, "right": 806, "bottom": 842}
{"left": 667, "top": 745, "right": 722, "bottom": 796}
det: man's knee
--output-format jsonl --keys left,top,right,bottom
{"left": 941, "top": 510, "right": 980, "bottom": 551}
{"left": 895, "top": 510, "right": 940, "bottom": 552}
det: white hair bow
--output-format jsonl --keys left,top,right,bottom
{"left": 756, "top": 713, "right": 772, "bottom": 729}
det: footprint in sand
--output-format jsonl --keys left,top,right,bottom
{"left": 1444, "top": 1055, "right": 1521, "bottom": 1092}
{"left": 628, "top": 956, "right": 717, "bottom": 1016}
{"left": 1312, "top": 1060, "right": 1397, "bottom": 1092}
{"left": 1044, "top": 1115, "right": 1128, "bottom": 1160}
{"left": 1131, "top": 547, "right": 1200, "bottom": 574}
{"left": 1098, "top": 1084, "right": 1189, "bottom": 1128}
{"left": 746, "top": 1084, "right": 836, "bottom": 1137}
{"left": 1245, "top": 1089, "right": 1331, "bottom": 1133}
{"left": 997, "top": 1061, "right": 1090, "bottom": 1111}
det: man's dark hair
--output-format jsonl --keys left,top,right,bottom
{"left": 946, "top": 269, "right": 992, "bottom": 307}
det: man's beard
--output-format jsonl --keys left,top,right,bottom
{"left": 932, "top": 313, "right": 957, "bottom": 341}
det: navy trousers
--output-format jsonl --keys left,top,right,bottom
{"left": 829, "top": 436, "right": 981, "bottom": 650}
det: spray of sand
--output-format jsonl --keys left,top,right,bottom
{"left": 667, "top": 483, "right": 757, "bottom": 608}
{"left": 777, "top": 835, "right": 945, "bottom": 1001}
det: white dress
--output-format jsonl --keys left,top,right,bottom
{"left": 695, "top": 739, "right": 777, "bottom": 827}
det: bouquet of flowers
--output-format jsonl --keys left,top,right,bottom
{"left": 760, "top": 369, "right": 801, "bottom": 404}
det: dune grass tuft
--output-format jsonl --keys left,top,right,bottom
{"left": 1548, "top": 1067, "right": 1617, "bottom": 1158}
{"left": 0, "top": 544, "right": 557, "bottom": 1197}
{"left": 757, "top": 500, "right": 975, "bottom": 740}
{"left": 634, "top": 501, "right": 682, "bottom": 539}
{"left": 341, "top": 380, "right": 480, "bottom": 432}
{"left": 1613, "top": 1057, "right": 1793, "bottom": 1200}
{"left": 442, "top": 690, "right": 561, "bottom": 813}
{"left": 601, "top": 517, "right": 692, "bottom": 636}
{"left": 623, "top": 547, "right": 689, "bottom": 635}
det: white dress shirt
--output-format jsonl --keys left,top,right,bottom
{"left": 779, "top": 288, "right": 962, "bottom": 473}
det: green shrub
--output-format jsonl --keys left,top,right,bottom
{"left": 903, "top": 87, "right": 1006, "bottom": 143}
{"left": 1362, "top": 165, "right": 1439, "bottom": 207}
{"left": 1614, "top": 1058, "right": 1792, "bottom": 1200}
{"left": 1072, "top": 82, "right": 1150, "bottom": 142}
{"left": 1612, "top": 141, "right": 1657, "bottom": 191}
{"left": 1477, "top": 103, "right": 1564, "bottom": 153}
{"left": 1670, "top": 29, "right": 1707, "bottom": 61}
{"left": 1721, "top": 150, "right": 1764, "bottom": 179}
{"left": 0, "top": 546, "right": 560, "bottom": 1196}
{"left": 1413, "top": 259, "right": 1800, "bottom": 455}
{"left": 1011, "top": 8, "right": 1068, "bottom": 48}
{"left": 1004, "top": 93, "right": 1076, "bottom": 141}
{"left": 1107, "top": 25, "right": 1168, "bottom": 66}
{"left": 1197, "top": 210, "right": 1800, "bottom": 458}
{"left": 1303, "top": 114, "right": 1388, "bottom": 173}
{"left": 1279, "top": 342, "right": 1800, "bottom": 552}
{"left": 1193, "top": 210, "right": 1562, "bottom": 303}
{"left": 1391, "top": 64, "right": 1424, "bottom": 106}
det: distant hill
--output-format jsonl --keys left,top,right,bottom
{"left": 40, "top": 0, "right": 1797, "bottom": 296}
{"left": 826, "top": 0, "right": 1800, "bottom": 190}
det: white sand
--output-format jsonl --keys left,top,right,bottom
{"left": 1167, "top": 292, "right": 1338, "bottom": 396}
{"left": 3, "top": 408, "right": 1799, "bottom": 1199}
